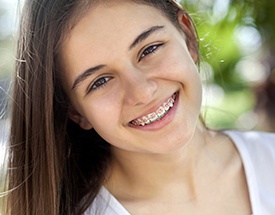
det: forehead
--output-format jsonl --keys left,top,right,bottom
{"left": 63, "top": 2, "right": 170, "bottom": 48}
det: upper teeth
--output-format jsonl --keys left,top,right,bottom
{"left": 131, "top": 94, "right": 176, "bottom": 126}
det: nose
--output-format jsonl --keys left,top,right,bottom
{"left": 122, "top": 68, "right": 157, "bottom": 106}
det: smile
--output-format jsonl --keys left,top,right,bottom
{"left": 130, "top": 93, "right": 177, "bottom": 126}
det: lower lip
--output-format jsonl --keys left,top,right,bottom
{"left": 129, "top": 92, "right": 179, "bottom": 131}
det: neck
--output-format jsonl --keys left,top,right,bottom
{"left": 105, "top": 125, "right": 226, "bottom": 200}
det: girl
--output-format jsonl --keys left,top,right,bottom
{"left": 3, "top": 0, "right": 275, "bottom": 214}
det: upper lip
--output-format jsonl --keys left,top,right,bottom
{"left": 129, "top": 92, "right": 177, "bottom": 123}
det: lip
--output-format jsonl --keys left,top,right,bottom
{"left": 128, "top": 91, "right": 179, "bottom": 131}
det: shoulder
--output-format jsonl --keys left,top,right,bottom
{"left": 221, "top": 130, "right": 275, "bottom": 179}
{"left": 223, "top": 130, "right": 275, "bottom": 170}
{"left": 224, "top": 130, "right": 275, "bottom": 142}
{"left": 224, "top": 130, "right": 275, "bottom": 213}
{"left": 224, "top": 130, "right": 275, "bottom": 157}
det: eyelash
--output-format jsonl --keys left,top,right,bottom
{"left": 86, "top": 43, "right": 164, "bottom": 93}
{"left": 88, "top": 76, "right": 112, "bottom": 93}
{"left": 139, "top": 43, "right": 164, "bottom": 62}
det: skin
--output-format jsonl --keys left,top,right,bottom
{"left": 60, "top": 2, "right": 252, "bottom": 214}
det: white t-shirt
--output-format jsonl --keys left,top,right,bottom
{"left": 84, "top": 131, "right": 275, "bottom": 215}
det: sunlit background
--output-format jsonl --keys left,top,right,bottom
{"left": 0, "top": 0, "right": 17, "bottom": 207}
{"left": 0, "top": 0, "right": 275, "bottom": 197}
{"left": 180, "top": 0, "right": 275, "bottom": 132}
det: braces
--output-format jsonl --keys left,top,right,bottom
{"left": 131, "top": 94, "right": 176, "bottom": 126}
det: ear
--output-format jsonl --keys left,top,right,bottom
{"left": 68, "top": 106, "right": 93, "bottom": 130}
{"left": 177, "top": 11, "right": 198, "bottom": 62}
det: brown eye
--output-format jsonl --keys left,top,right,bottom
{"left": 139, "top": 43, "right": 164, "bottom": 61}
{"left": 88, "top": 77, "right": 112, "bottom": 93}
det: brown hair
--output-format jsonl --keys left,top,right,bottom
{"left": 2, "top": 0, "right": 199, "bottom": 214}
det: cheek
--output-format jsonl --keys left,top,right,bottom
{"left": 86, "top": 104, "right": 131, "bottom": 150}
{"left": 158, "top": 46, "right": 199, "bottom": 85}
{"left": 82, "top": 93, "right": 121, "bottom": 128}
{"left": 163, "top": 45, "right": 202, "bottom": 106}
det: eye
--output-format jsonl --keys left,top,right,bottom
{"left": 87, "top": 76, "right": 112, "bottom": 93}
{"left": 139, "top": 43, "right": 164, "bottom": 62}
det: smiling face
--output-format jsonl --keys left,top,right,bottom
{"left": 59, "top": 1, "right": 202, "bottom": 154}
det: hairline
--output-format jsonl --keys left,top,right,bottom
{"left": 58, "top": 0, "right": 182, "bottom": 51}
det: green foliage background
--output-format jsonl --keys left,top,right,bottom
{"left": 180, "top": 0, "right": 275, "bottom": 130}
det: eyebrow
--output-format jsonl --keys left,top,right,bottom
{"left": 71, "top": 25, "right": 165, "bottom": 90}
{"left": 129, "top": 25, "right": 165, "bottom": 50}
{"left": 71, "top": 64, "right": 106, "bottom": 90}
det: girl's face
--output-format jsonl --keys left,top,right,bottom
{"left": 60, "top": 2, "right": 202, "bottom": 154}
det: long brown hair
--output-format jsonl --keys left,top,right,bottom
{"left": 2, "top": 0, "right": 199, "bottom": 214}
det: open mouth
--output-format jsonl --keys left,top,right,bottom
{"left": 130, "top": 92, "right": 177, "bottom": 126}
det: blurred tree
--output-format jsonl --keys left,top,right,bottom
{"left": 243, "top": 0, "right": 275, "bottom": 132}
{"left": 180, "top": 0, "right": 275, "bottom": 131}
